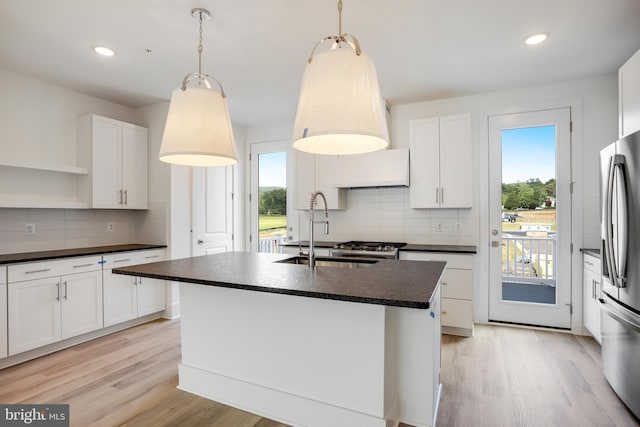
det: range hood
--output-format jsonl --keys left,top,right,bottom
{"left": 333, "top": 148, "right": 410, "bottom": 188}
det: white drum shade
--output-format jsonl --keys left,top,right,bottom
{"left": 159, "top": 86, "right": 238, "bottom": 166}
{"left": 293, "top": 48, "right": 389, "bottom": 155}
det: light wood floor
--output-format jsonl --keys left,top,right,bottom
{"left": 0, "top": 320, "right": 638, "bottom": 427}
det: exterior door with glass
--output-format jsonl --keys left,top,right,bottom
{"left": 488, "top": 108, "right": 572, "bottom": 329}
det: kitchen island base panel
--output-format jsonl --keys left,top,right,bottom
{"left": 178, "top": 282, "right": 440, "bottom": 427}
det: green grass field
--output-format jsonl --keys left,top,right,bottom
{"left": 259, "top": 215, "right": 287, "bottom": 237}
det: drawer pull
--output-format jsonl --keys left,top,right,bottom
{"left": 73, "top": 263, "right": 93, "bottom": 268}
{"left": 441, "top": 311, "right": 448, "bottom": 314}
{"left": 25, "top": 268, "right": 51, "bottom": 274}
{"left": 145, "top": 255, "right": 160, "bottom": 259}
{"left": 585, "top": 261, "right": 594, "bottom": 266}
{"left": 114, "top": 259, "right": 132, "bottom": 263}
{"left": 442, "top": 282, "right": 448, "bottom": 285}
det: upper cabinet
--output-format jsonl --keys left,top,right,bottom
{"left": 620, "top": 48, "right": 640, "bottom": 138}
{"left": 409, "top": 114, "right": 472, "bottom": 208}
{"left": 78, "top": 114, "right": 148, "bottom": 209}
{"left": 294, "top": 150, "right": 347, "bottom": 210}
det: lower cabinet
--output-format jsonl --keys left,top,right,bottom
{"left": 103, "top": 249, "right": 166, "bottom": 327}
{"left": 1, "top": 266, "right": 7, "bottom": 359}
{"left": 8, "top": 269, "right": 103, "bottom": 355}
{"left": 400, "top": 251, "right": 474, "bottom": 336}
{"left": 583, "top": 253, "right": 602, "bottom": 343}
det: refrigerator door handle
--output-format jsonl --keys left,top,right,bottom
{"left": 604, "top": 156, "right": 618, "bottom": 286}
{"left": 613, "top": 156, "right": 629, "bottom": 287}
{"left": 600, "top": 294, "right": 640, "bottom": 333}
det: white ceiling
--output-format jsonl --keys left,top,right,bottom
{"left": 1, "top": 0, "right": 639, "bottom": 127}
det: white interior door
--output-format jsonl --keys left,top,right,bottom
{"left": 192, "top": 166, "right": 234, "bottom": 255}
{"left": 488, "top": 108, "right": 572, "bottom": 329}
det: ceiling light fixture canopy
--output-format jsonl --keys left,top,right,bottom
{"left": 292, "top": 0, "right": 389, "bottom": 155}
{"left": 159, "top": 8, "right": 238, "bottom": 167}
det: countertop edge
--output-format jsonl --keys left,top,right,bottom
{"left": 0, "top": 244, "right": 168, "bottom": 265}
{"left": 280, "top": 241, "right": 477, "bottom": 254}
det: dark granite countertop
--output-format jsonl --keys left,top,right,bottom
{"left": 280, "top": 241, "right": 477, "bottom": 254}
{"left": 581, "top": 248, "right": 600, "bottom": 258}
{"left": 113, "top": 251, "right": 445, "bottom": 309}
{"left": 0, "top": 244, "right": 167, "bottom": 265}
{"left": 401, "top": 244, "right": 477, "bottom": 254}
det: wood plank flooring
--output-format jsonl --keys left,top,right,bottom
{"left": 0, "top": 319, "right": 638, "bottom": 426}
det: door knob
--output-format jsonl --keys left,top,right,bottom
{"left": 491, "top": 229, "right": 499, "bottom": 236}
{"left": 197, "top": 239, "right": 204, "bottom": 244}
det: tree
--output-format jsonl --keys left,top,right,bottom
{"left": 259, "top": 188, "right": 286, "bottom": 215}
{"left": 544, "top": 178, "right": 556, "bottom": 198}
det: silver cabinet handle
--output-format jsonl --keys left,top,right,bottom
{"left": 585, "top": 260, "right": 594, "bottom": 266}
{"left": 25, "top": 268, "right": 51, "bottom": 274}
{"left": 441, "top": 311, "right": 448, "bottom": 314}
{"left": 144, "top": 255, "right": 160, "bottom": 259}
{"left": 73, "top": 263, "right": 93, "bottom": 268}
{"left": 119, "top": 189, "right": 123, "bottom": 205}
{"left": 435, "top": 187, "right": 439, "bottom": 204}
{"left": 441, "top": 187, "right": 444, "bottom": 204}
{"left": 114, "top": 259, "right": 132, "bottom": 263}
{"left": 124, "top": 189, "right": 128, "bottom": 205}
{"left": 63, "top": 281, "right": 68, "bottom": 300}
{"left": 56, "top": 282, "right": 60, "bottom": 301}
{"left": 442, "top": 282, "right": 448, "bottom": 285}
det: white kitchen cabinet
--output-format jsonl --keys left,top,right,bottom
{"left": 583, "top": 253, "right": 602, "bottom": 343}
{"left": 7, "top": 259, "right": 103, "bottom": 356}
{"left": 409, "top": 114, "right": 472, "bottom": 208}
{"left": 1, "top": 266, "right": 7, "bottom": 359}
{"left": 619, "top": 48, "right": 640, "bottom": 138}
{"left": 400, "top": 251, "right": 474, "bottom": 336}
{"left": 103, "top": 249, "right": 166, "bottom": 327}
{"left": 78, "top": 114, "right": 148, "bottom": 209}
{"left": 294, "top": 150, "right": 347, "bottom": 210}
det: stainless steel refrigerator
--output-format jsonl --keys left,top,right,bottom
{"left": 600, "top": 129, "right": 640, "bottom": 419}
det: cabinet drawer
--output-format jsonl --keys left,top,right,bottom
{"left": 103, "top": 249, "right": 166, "bottom": 269}
{"left": 441, "top": 269, "right": 472, "bottom": 300}
{"left": 8, "top": 256, "right": 102, "bottom": 283}
{"left": 441, "top": 298, "right": 473, "bottom": 329}
{"left": 583, "top": 254, "right": 600, "bottom": 274}
{"left": 400, "top": 251, "right": 472, "bottom": 269}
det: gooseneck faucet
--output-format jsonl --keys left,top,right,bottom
{"left": 309, "top": 191, "right": 329, "bottom": 269}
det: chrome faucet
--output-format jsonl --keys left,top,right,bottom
{"left": 309, "top": 191, "right": 329, "bottom": 269}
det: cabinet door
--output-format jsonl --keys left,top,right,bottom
{"left": 409, "top": 117, "right": 440, "bottom": 208}
{"left": 8, "top": 277, "right": 61, "bottom": 355}
{"left": 620, "top": 49, "right": 640, "bottom": 137}
{"left": 122, "top": 123, "right": 149, "bottom": 209}
{"left": 583, "top": 268, "right": 602, "bottom": 342}
{"left": 61, "top": 271, "right": 103, "bottom": 339}
{"left": 439, "top": 114, "right": 472, "bottom": 208}
{"left": 103, "top": 269, "right": 137, "bottom": 327}
{"left": 0, "top": 279, "right": 7, "bottom": 359}
{"left": 315, "top": 155, "right": 347, "bottom": 209}
{"left": 91, "top": 115, "right": 124, "bottom": 209}
{"left": 137, "top": 277, "right": 166, "bottom": 317}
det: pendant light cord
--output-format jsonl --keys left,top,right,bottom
{"left": 337, "top": 0, "right": 343, "bottom": 37}
{"left": 197, "top": 12, "right": 204, "bottom": 84}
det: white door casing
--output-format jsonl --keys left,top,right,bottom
{"left": 192, "top": 166, "right": 235, "bottom": 256}
{"left": 488, "top": 108, "right": 572, "bottom": 329}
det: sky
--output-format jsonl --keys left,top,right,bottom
{"left": 501, "top": 125, "right": 556, "bottom": 184}
{"left": 258, "top": 151, "right": 287, "bottom": 187}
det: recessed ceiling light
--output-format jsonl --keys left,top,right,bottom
{"left": 525, "top": 33, "right": 548, "bottom": 46}
{"left": 93, "top": 46, "right": 116, "bottom": 57}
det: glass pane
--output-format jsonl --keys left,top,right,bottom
{"left": 258, "top": 151, "right": 287, "bottom": 253}
{"left": 500, "top": 126, "right": 557, "bottom": 304}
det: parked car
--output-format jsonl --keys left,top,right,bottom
{"left": 502, "top": 212, "right": 517, "bottom": 222}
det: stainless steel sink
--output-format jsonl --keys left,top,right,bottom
{"left": 275, "top": 256, "right": 377, "bottom": 268}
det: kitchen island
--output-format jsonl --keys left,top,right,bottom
{"left": 113, "top": 252, "right": 445, "bottom": 427}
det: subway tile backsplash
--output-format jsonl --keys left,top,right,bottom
{"left": 0, "top": 208, "right": 143, "bottom": 254}
{"left": 298, "top": 187, "right": 478, "bottom": 245}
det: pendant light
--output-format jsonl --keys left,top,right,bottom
{"left": 293, "top": 0, "right": 389, "bottom": 155}
{"left": 159, "top": 8, "right": 238, "bottom": 167}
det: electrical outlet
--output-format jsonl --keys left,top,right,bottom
{"left": 436, "top": 222, "right": 443, "bottom": 232}
{"left": 25, "top": 223, "right": 36, "bottom": 235}
{"left": 455, "top": 222, "right": 462, "bottom": 232}
{"left": 107, "top": 222, "right": 115, "bottom": 232}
